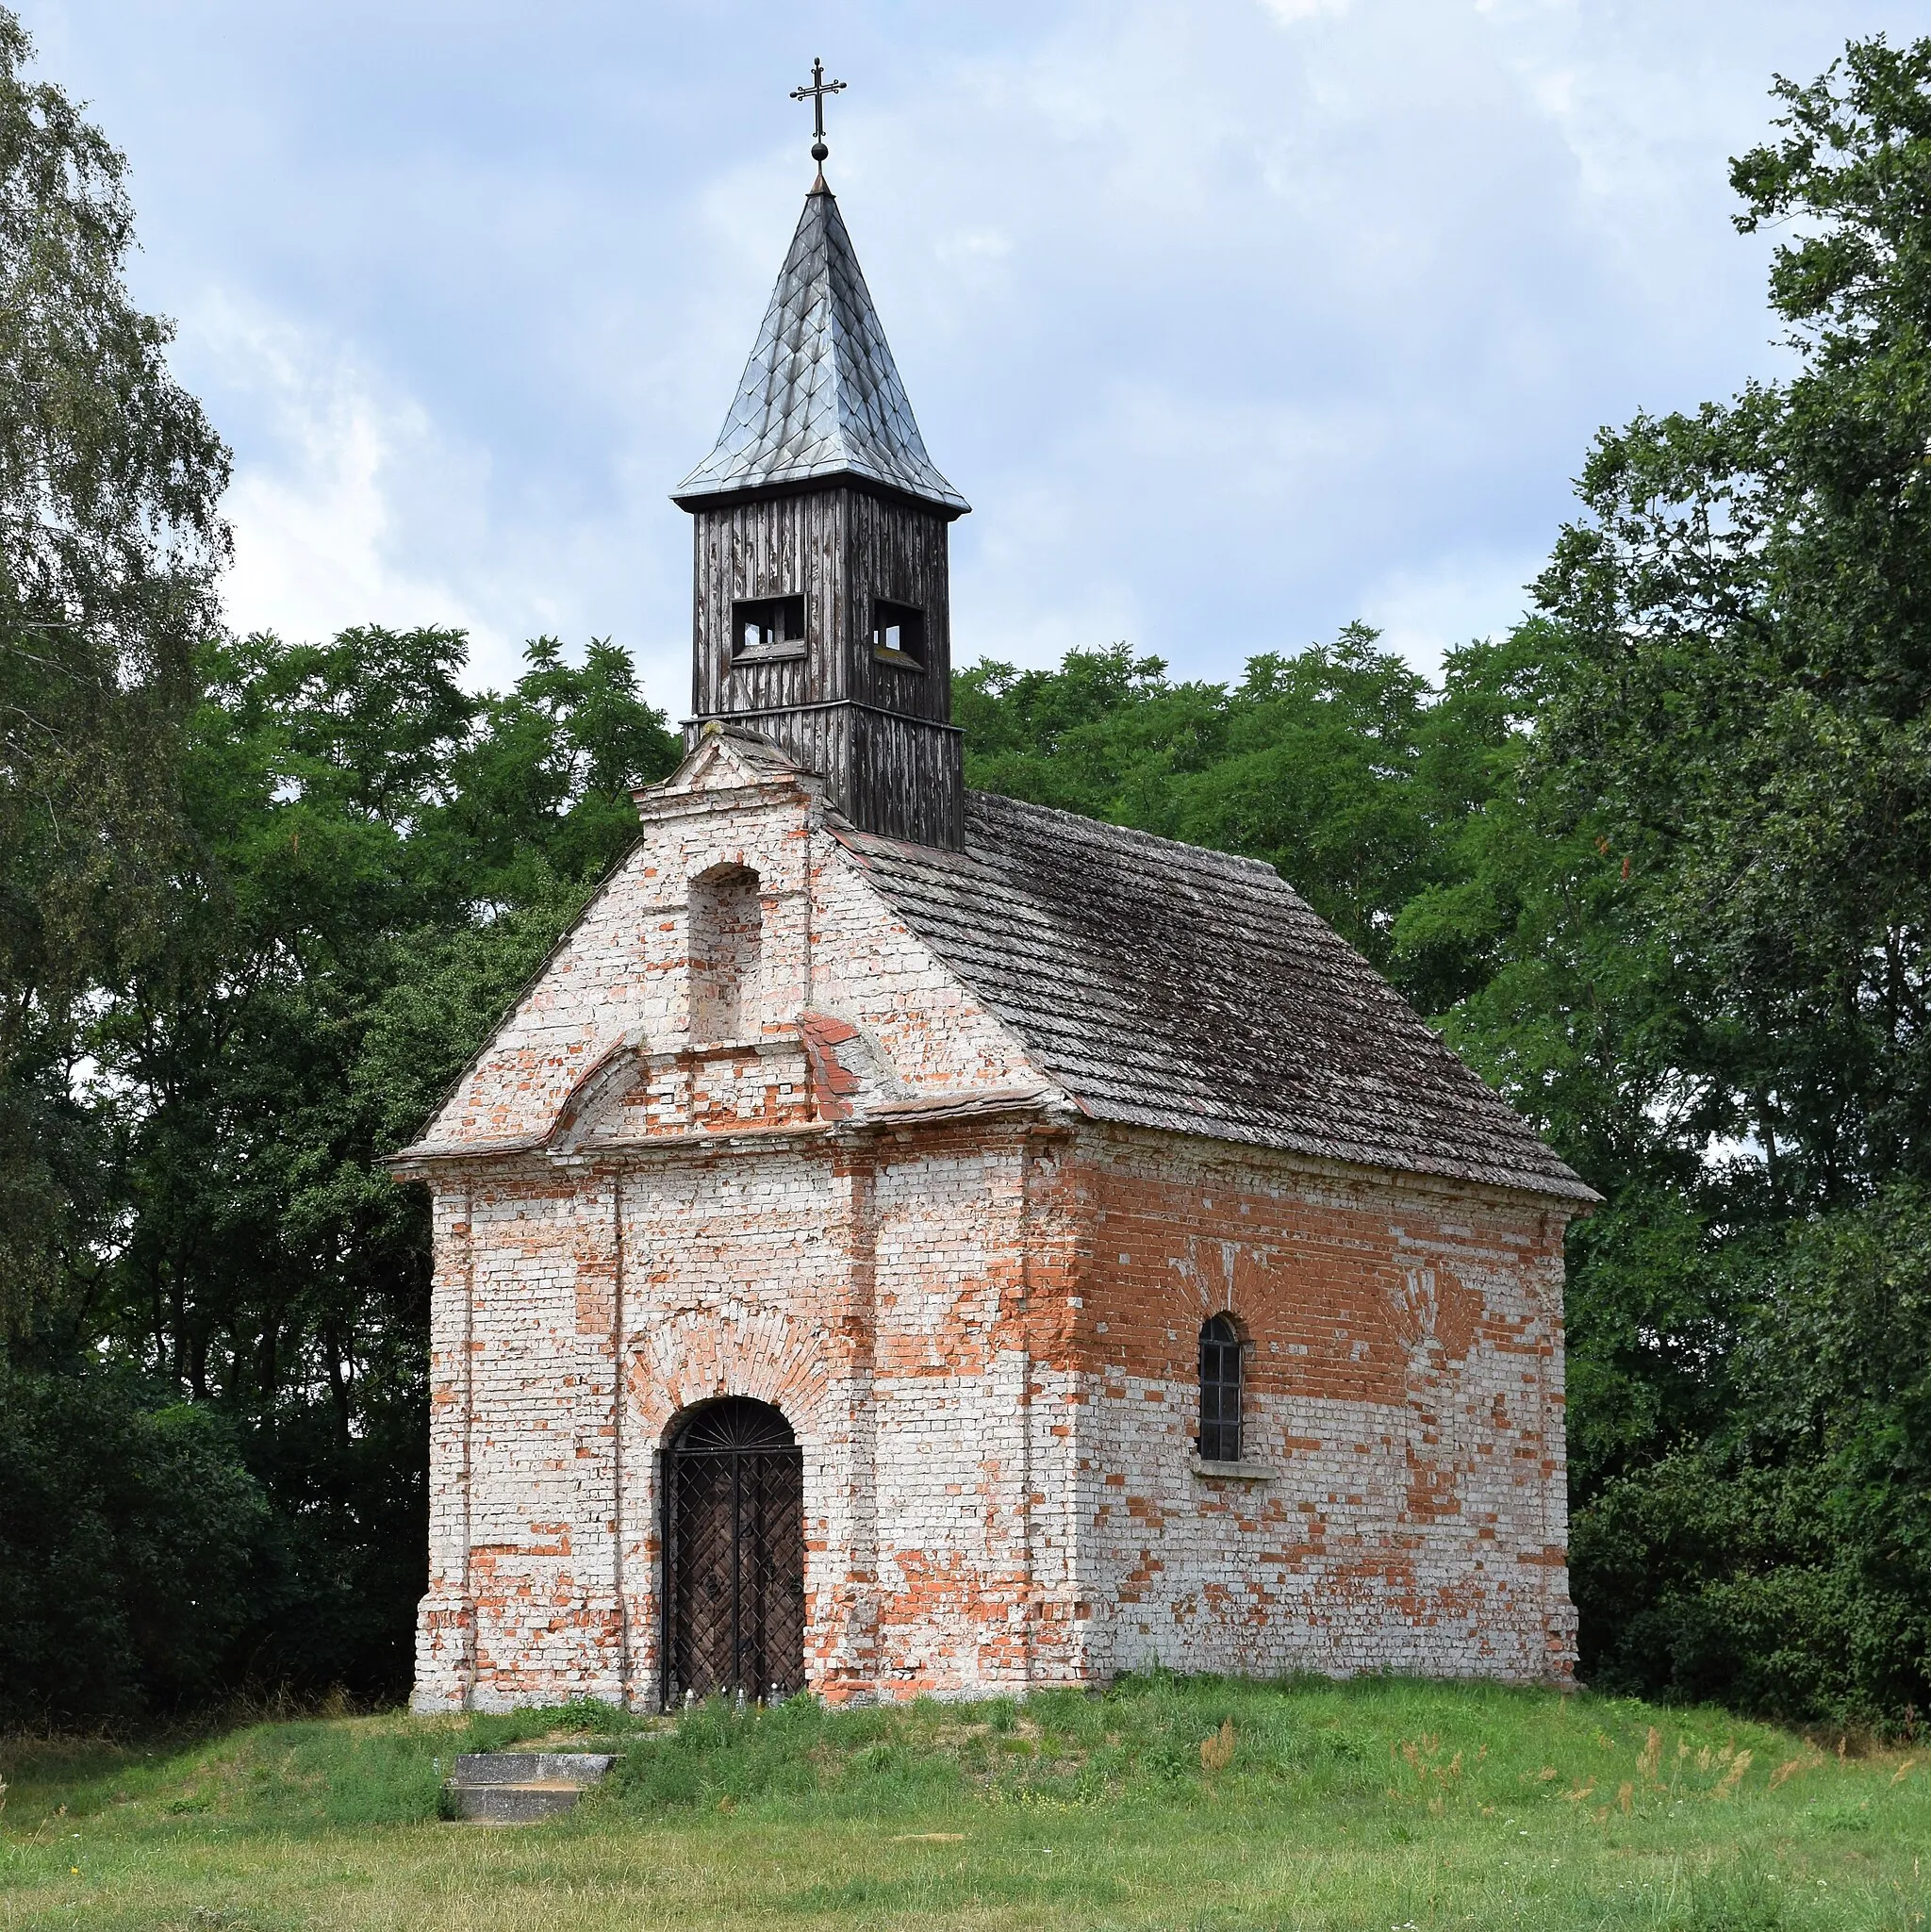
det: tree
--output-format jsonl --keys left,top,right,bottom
{"left": 79, "top": 627, "right": 677, "bottom": 1696}
{"left": 0, "top": 8, "right": 229, "bottom": 1348}
{"left": 1534, "top": 36, "right": 1931, "bottom": 1214}
{"left": 1575, "top": 1186, "right": 1931, "bottom": 1720}
{"left": 0, "top": 1366, "right": 267, "bottom": 1724}
{"left": 1481, "top": 34, "right": 1931, "bottom": 1716}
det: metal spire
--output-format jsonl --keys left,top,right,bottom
{"left": 673, "top": 62, "right": 966, "bottom": 516}
{"left": 671, "top": 184, "right": 968, "bottom": 516}
{"left": 789, "top": 58, "right": 846, "bottom": 191}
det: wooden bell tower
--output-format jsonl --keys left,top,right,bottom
{"left": 672, "top": 175, "right": 969, "bottom": 850}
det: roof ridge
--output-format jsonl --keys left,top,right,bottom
{"left": 965, "top": 789, "right": 1287, "bottom": 882}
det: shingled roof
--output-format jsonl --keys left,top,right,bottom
{"left": 673, "top": 187, "right": 968, "bottom": 517}
{"left": 836, "top": 792, "right": 1595, "bottom": 1204}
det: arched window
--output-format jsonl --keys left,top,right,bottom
{"left": 1198, "top": 1313, "right": 1244, "bottom": 1463}
{"left": 687, "top": 865, "right": 762, "bottom": 1042}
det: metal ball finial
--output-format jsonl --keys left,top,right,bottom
{"left": 812, "top": 137, "right": 828, "bottom": 163}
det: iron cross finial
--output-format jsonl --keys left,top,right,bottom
{"left": 789, "top": 58, "right": 847, "bottom": 182}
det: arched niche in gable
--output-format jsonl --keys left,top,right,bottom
{"left": 687, "top": 863, "right": 763, "bottom": 1044}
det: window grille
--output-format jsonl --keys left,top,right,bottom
{"left": 1198, "top": 1313, "right": 1243, "bottom": 1463}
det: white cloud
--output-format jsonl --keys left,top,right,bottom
{"left": 196, "top": 292, "right": 504, "bottom": 664}
{"left": 49, "top": 0, "right": 1920, "bottom": 717}
{"left": 1258, "top": 0, "right": 1351, "bottom": 22}
{"left": 180, "top": 292, "right": 684, "bottom": 704}
{"left": 1359, "top": 552, "right": 1545, "bottom": 682}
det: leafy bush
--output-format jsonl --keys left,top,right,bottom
{"left": 0, "top": 1367, "right": 268, "bottom": 1723}
{"left": 1574, "top": 1186, "right": 1931, "bottom": 1725}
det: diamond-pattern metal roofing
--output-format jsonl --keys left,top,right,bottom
{"left": 674, "top": 187, "right": 968, "bottom": 516}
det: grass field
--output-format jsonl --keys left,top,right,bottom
{"left": 2, "top": 1676, "right": 1926, "bottom": 1930}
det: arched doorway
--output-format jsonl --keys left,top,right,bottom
{"left": 661, "top": 1397, "right": 805, "bottom": 1707}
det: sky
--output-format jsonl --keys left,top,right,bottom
{"left": 17, "top": 0, "right": 1925, "bottom": 714}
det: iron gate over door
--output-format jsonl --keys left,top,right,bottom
{"left": 662, "top": 1397, "right": 806, "bottom": 1707}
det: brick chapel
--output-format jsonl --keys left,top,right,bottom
{"left": 397, "top": 153, "right": 1596, "bottom": 1714}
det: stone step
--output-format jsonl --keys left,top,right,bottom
{"left": 449, "top": 1751, "right": 618, "bottom": 1825}
{"left": 454, "top": 1780, "right": 586, "bottom": 1825}
{"left": 453, "top": 1752, "right": 617, "bottom": 1787}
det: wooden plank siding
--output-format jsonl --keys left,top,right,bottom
{"left": 687, "top": 483, "right": 964, "bottom": 850}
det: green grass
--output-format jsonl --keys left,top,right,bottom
{"left": 2, "top": 1676, "right": 1926, "bottom": 1929}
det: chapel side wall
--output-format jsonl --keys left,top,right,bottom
{"left": 1071, "top": 1131, "right": 1576, "bottom": 1686}
{"left": 866, "top": 1125, "right": 1088, "bottom": 1699}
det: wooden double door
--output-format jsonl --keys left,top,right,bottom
{"left": 662, "top": 1398, "right": 806, "bottom": 1707}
